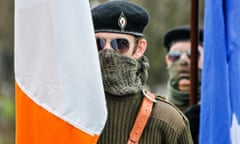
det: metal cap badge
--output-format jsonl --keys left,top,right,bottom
{"left": 118, "top": 12, "right": 127, "bottom": 32}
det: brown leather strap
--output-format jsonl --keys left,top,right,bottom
{"left": 127, "top": 90, "right": 156, "bottom": 144}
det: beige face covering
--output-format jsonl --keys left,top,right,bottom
{"left": 167, "top": 60, "right": 201, "bottom": 107}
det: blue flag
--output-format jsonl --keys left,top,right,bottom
{"left": 200, "top": 0, "right": 240, "bottom": 144}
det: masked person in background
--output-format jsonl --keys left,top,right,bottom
{"left": 92, "top": 1, "right": 193, "bottom": 144}
{"left": 163, "top": 25, "right": 203, "bottom": 140}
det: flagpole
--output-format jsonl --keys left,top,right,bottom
{"left": 190, "top": 0, "right": 199, "bottom": 106}
{"left": 190, "top": 0, "right": 199, "bottom": 143}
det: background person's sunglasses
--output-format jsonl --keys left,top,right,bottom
{"left": 167, "top": 49, "right": 200, "bottom": 62}
{"left": 96, "top": 38, "right": 130, "bottom": 53}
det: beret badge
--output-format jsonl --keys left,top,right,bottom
{"left": 118, "top": 12, "right": 127, "bottom": 32}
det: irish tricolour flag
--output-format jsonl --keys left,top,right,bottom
{"left": 15, "top": 0, "right": 107, "bottom": 143}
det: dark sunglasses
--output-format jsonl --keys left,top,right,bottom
{"left": 96, "top": 38, "right": 130, "bottom": 53}
{"left": 167, "top": 49, "right": 200, "bottom": 62}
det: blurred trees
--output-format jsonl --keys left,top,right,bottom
{"left": 0, "top": 0, "right": 14, "bottom": 143}
{"left": 0, "top": 0, "right": 204, "bottom": 143}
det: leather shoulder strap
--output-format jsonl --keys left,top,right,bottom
{"left": 127, "top": 90, "right": 156, "bottom": 144}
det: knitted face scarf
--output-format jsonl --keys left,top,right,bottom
{"left": 167, "top": 60, "right": 201, "bottom": 106}
{"left": 99, "top": 49, "right": 149, "bottom": 96}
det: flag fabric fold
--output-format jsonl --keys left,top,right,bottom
{"left": 200, "top": 0, "right": 240, "bottom": 144}
{"left": 15, "top": 0, "right": 107, "bottom": 143}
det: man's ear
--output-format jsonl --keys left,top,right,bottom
{"left": 165, "top": 55, "right": 171, "bottom": 65}
{"left": 198, "top": 46, "right": 203, "bottom": 69}
{"left": 165, "top": 54, "right": 171, "bottom": 68}
{"left": 133, "top": 38, "right": 147, "bottom": 59}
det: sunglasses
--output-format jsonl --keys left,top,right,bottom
{"left": 96, "top": 38, "right": 130, "bottom": 53}
{"left": 167, "top": 49, "right": 200, "bottom": 62}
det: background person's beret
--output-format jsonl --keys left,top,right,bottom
{"left": 92, "top": 1, "right": 149, "bottom": 37}
{"left": 163, "top": 25, "right": 203, "bottom": 51}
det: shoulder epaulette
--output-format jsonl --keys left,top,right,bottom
{"left": 153, "top": 93, "right": 167, "bottom": 101}
{"left": 153, "top": 93, "right": 189, "bottom": 121}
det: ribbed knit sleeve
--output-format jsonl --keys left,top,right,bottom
{"left": 177, "top": 124, "right": 193, "bottom": 144}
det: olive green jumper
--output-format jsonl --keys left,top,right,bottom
{"left": 97, "top": 92, "right": 193, "bottom": 144}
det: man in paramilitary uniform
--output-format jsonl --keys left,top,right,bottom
{"left": 163, "top": 25, "right": 203, "bottom": 140}
{"left": 92, "top": 1, "right": 193, "bottom": 143}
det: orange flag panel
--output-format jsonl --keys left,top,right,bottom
{"left": 15, "top": 83, "right": 99, "bottom": 144}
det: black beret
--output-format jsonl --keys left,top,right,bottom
{"left": 163, "top": 25, "right": 203, "bottom": 51}
{"left": 92, "top": 1, "right": 149, "bottom": 37}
